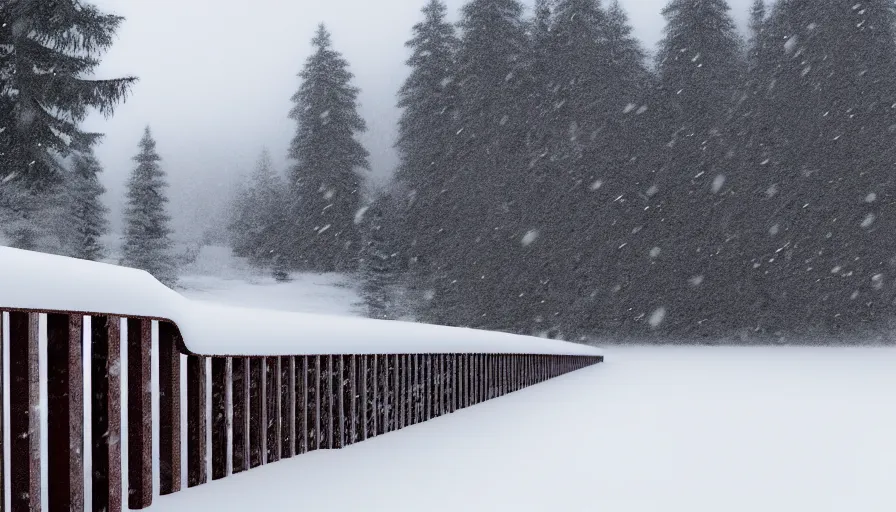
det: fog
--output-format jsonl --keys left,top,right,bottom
{"left": 84, "top": 0, "right": 752, "bottom": 242}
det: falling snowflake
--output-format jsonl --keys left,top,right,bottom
{"left": 872, "top": 274, "right": 885, "bottom": 290}
{"left": 769, "top": 224, "right": 780, "bottom": 236}
{"left": 861, "top": 213, "right": 876, "bottom": 229}
{"left": 646, "top": 185, "right": 659, "bottom": 197}
{"left": 865, "top": 192, "right": 878, "bottom": 203}
{"left": 689, "top": 275, "right": 705, "bottom": 287}
{"left": 521, "top": 230, "right": 539, "bottom": 247}
{"left": 649, "top": 247, "right": 661, "bottom": 258}
{"left": 354, "top": 206, "right": 369, "bottom": 225}
{"left": 623, "top": 103, "right": 637, "bottom": 114}
{"left": 318, "top": 224, "right": 332, "bottom": 235}
{"left": 590, "top": 180, "right": 604, "bottom": 191}
{"left": 648, "top": 307, "right": 667, "bottom": 329}
{"left": 711, "top": 175, "right": 726, "bottom": 194}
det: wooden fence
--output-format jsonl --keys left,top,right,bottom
{"left": 0, "top": 309, "right": 602, "bottom": 512}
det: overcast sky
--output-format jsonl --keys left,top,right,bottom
{"left": 84, "top": 0, "right": 753, "bottom": 241}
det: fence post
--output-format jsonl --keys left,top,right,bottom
{"left": 127, "top": 318, "right": 153, "bottom": 507}
{"left": 211, "top": 357, "right": 228, "bottom": 480}
{"left": 283, "top": 356, "right": 295, "bottom": 458}
{"left": 232, "top": 358, "right": 249, "bottom": 473}
{"left": 295, "top": 356, "right": 308, "bottom": 454}
{"left": 91, "top": 315, "right": 122, "bottom": 512}
{"left": 265, "top": 357, "right": 280, "bottom": 462}
{"left": 10, "top": 312, "right": 40, "bottom": 512}
{"left": 47, "top": 313, "right": 84, "bottom": 512}
{"left": 158, "top": 322, "right": 181, "bottom": 495}
{"left": 249, "top": 358, "right": 264, "bottom": 467}
{"left": 187, "top": 355, "right": 207, "bottom": 487}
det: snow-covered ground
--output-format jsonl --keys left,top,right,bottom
{"left": 148, "top": 345, "right": 896, "bottom": 512}
{"left": 176, "top": 245, "right": 364, "bottom": 317}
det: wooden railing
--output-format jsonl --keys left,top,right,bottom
{"left": 0, "top": 248, "right": 603, "bottom": 512}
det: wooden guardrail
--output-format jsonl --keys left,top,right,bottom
{"left": 0, "top": 248, "right": 603, "bottom": 512}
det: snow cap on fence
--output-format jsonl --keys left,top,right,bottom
{"left": 0, "top": 247, "right": 602, "bottom": 357}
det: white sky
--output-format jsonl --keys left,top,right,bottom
{"left": 84, "top": 0, "right": 752, "bottom": 241}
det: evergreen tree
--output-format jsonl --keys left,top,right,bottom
{"left": 121, "top": 127, "right": 177, "bottom": 286}
{"left": 0, "top": 0, "right": 135, "bottom": 248}
{"left": 394, "top": 0, "right": 459, "bottom": 311}
{"left": 65, "top": 148, "right": 109, "bottom": 261}
{"left": 287, "top": 25, "right": 369, "bottom": 273}
{"left": 359, "top": 191, "right": 402, "bottom": 320}
{"left": 645, "top": 0, "right": 745, "bottom": 336}
{"left": 228, "top": 148, "right": 289, "bottom": 274}
{"left": 426, "top": 0, "right": 530, "bottom": 331}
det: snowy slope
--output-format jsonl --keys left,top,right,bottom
{"left": 149, "top": 345, "right": 896, "bottom": 512}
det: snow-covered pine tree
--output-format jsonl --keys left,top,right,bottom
{"left": 394, "top": 0, "right": 459, "bottom": 313}
{"left": 426, "top": 0, "right": 531, "bottom": 331}
{"left": 359, "top": 191, "right": 402, "bottom": 320}
{"left": 65, "top": 147, "right": 109, "bottom": 261}
{"left": 287, "top": 25, "right": 369, "bottom": 273}
{"left": 0, "top": 0, "right": 135, "bottom": 248}
{"left": 645, "top": 0, "right": 745, "bottom": 336}
{"left": 121, "top": 127, "right": 177, "bottom": 287}
{"left": 227, "top": 149, "right": 290, "bottom": 276}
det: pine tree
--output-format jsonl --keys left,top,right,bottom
{"left": 394, "top": 0, "right": 459, "bottom": 310}
{"left": 0, "top": 0, "right": 135, "bottom": 248}
{"left": 122, "top": 127, "right": 177, "bottom": 287}
{"left": 426, "top": 0, "right": 530, "bottom": 331}
{"left": 65, "top": 147, "right": 109, "bottom": 261}
{"left": 227, "top": 149, "right": 290, "bottom": 275}
{"left": 287, "top": 25, "right": 369, "bottom": 273}
{"left": 645, "top": 0, "right": 745, "bottom": 336}
{"left": 359, "top": 191, "right": 402, "bottom": 320}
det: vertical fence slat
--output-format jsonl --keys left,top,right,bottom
{"left": 158, "top": 322, "right": 181, "bottom": 495}
{"left": 248, "top": 358, "right": 264, "bottom": 468}
{"left": 282, "top": 357, "right": 294, "bottom": 458}
{"left": 127, "top": 318, "right": 152, "bottom": 508}
{"left": 336, "top": 356, "right": 346, "bottom": 448}
{"left": 91, "top": 316, "right": 121, "bottom": 512}
{"left": 360, "top": 356, "right": 369, "bottom": 440}
{"left": 211, "top": 357, "right": 228, "bottom": 480}
{"left": 311, "top": 355, "right": 320, "bottom": 451}
{"left": 9, "top": 312, "right": 39, "bottom": 512}
{"left": 231, "top": 358, "right": 248, "bottom": 474}
{"left": 295, "top": 356, "right": 308, "bottom": 455}
{"left": 187, "top": 355, "right": 207, "bottom": 487}
{"left": 0, "top": 312, "right": 4, "bottom": 512}
{"left": 47, "top": 314, "right": 83, "bottom": 512}
{"left": 265, "top": 357, "right": 280, "bottom": 463}
{"left": 349, "top": 355, "right": 358, "bottom": 444}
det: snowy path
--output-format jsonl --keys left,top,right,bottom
{"left": 149, "top": 346, "right": 896, "bottom": 511}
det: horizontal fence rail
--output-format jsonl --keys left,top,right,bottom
{"left": 0, "top": 248, "right": 603, "bottom": 512}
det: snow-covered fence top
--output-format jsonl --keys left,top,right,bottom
{"left": 0, "top": 247, "right": 600, "bottom": 356}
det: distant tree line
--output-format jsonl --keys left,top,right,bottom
{"left": 5, "top": 0, "right": 896, "bottom": 340}
{"left": 229, "top": 0, "right": 896, "bottom": 338}
{"left": 387, "top": 0, "right": 896, "bottom": 340}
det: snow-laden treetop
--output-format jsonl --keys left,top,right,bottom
{"left": 0, "top": 247, "right": 601, "bottom": 357}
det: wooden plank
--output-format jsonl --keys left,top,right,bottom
{"left": 127, "top": 318, "right": 152, "bottom": 508}
{"left": 265, "top": 357, "right": 280, "bottom": 463}
{"left": 371, "top": 355, "right": 379, "bottom": 436}
{"left": 325, "top": 355, "right": 335, "bottom": 449}
{"left": 281, "top": 357, "right": 294, "bottom": 459}
{"left": 380, "top": 354, "right": 390, "bottom": 434}
{"left": 47, "top": 314, "right": 84, "bottom": 512}
{"left": 310, "top": 356, "right": 320, "bottom": 451}
{"left": 392, "top": 355, "right": 400, "bottom": 430}
{"left": 336, "top": 356, "right": 346, "bottom": 448}
{"left": 9, "top": 312, "right": 39, "bottom": 512}
{"left": 248, "top": 358, "right": 264, "bottom": 468}
{"left": 187, "top": 355, "right": 207, "bottom": 487}
{"left": 91, "top": 316, "right": 121, "bottom": 512}
{"left": 350, "top": 356, "right": 358, "bottom": 444}
{"left": 231, "top": 358, "right": 248, "bottom": 474}
{"left": 295, "top": 356, "right": 308, "bottom": 455}
{"left": 158, "top": 322, "right": 181, "bottom": 495}
{"left": 211, "top": 357, "right": 228, "bottom": 480}
{"left": 360, "top": 356, "right": 369, "bottom": 440}
{"left": 0, "top": 312, "right": 4, "bottom": 512}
